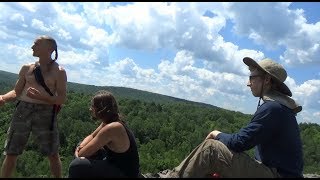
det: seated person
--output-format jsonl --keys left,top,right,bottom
{"left": 68, "top": 90, "right": 140, "bottom": 178}
{"left": 147, "top": 57, "right": 303, "bottom": 178}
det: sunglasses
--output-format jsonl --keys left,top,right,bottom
{"left": 249, "top": 75, "right": 263, "bottom": 81}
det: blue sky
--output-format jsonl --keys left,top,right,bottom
{"left": 0, "top": 2, "right": 319, "bottom": 124}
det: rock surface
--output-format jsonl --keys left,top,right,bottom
{"left": 304, "top": 174, "right": 320, "bottom": 178}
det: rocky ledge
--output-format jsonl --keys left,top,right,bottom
{"left": 304, "top": 174, "right": 320, "bottom": 178}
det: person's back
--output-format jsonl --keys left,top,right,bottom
{"left": 103, "top": 121, "right": 140, "bottom": 177}
{"left": 254, "top": 101, "right": 303, "bottom": 177}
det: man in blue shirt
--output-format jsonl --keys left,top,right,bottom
{"left": 149, "top": 57, "right": 303, "bottom": 178}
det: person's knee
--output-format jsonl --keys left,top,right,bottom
{"left": 68, "top": 158, "right": 91, "bottom": 177}
{"left": 202, "top": 139, "right": 222, "bottom": 149}
{"left": 200, "top": 139, "right": 231, "bottom": 158}
{"left": 69, "top": 157, "right": 90, "bottom": 168}
{"left": 203, "top": 139, "right": 233, "bottom": 169}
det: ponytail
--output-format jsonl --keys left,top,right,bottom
{"left": 38, "top": 35, "right": 58, "bottom": 61}
{"left": 53, "top": 49, "right": 58, "bottom": 61}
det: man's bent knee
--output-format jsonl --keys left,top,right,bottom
{"left": 202, "top": 139, "right": 225, "bottom": 149}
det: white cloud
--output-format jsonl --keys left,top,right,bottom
{"left": 19, "top": 2, "right": 38, "bottom": 12}
{"left": 0, "top": 30, "right": 10, "bottom": 40}
{"left": 229, "top": 2, "right": 298, "bottom": 48}
{"left": 59, "top": 49, "right": 99, "bottom": 65}
{"left": 80, "top": 26, "right": 110, "bottom": 47}
{"left": 285, "top": 77, "right": 320, "bottom": 124}
{"left": 227, "top": 2, "right": 320, "bottom": 66}
{"left": 294, "top": 79, "right": 320, "bottom": 110}
{"left": 105, "top": 2, "right": 177, "bottom": 50}
{"left": 101, "top": 2, "right": 270, "bottom": 76}
{"left": 297, "top": 109, "right": 320, "bottom": 124}
{"left": 31, "top": 19, "right": 53, "bottom": 32}
{"left": 81, "top": 2, "right": 111, "bottom": 26}
{"left": 53, "top": 4, "right": 87, "bottom": 30}
{"left": 0, "top": 42, "right": 32, "bottom": 73}
{"left": 10, "top": 13, "right": 25, "bottom": 22}
{"left": 57, "top": 28, "right": 72, "bottom": 40}
{"left": 65, "top": 50, "right": 254, "bottom": 114}
{"left": 313, "top": 111, "right": 320, "bottom": 117}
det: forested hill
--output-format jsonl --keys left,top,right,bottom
{"left": 0, "top": 70, "right": 19, "bottom": 90}
{"left": 0, "top": 70, "right": 319, "bottom": 178}
{"left": 67, "top": 82, "right": 222, "bottom": 109}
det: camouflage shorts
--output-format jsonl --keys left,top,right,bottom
{"left": 3, "top": 101, "right": 60, "bottom": 156}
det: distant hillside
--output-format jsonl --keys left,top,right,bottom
{"left": 0, "top": 70, "right": 18, "bottom": 90}
{"left": 0, "top": 70, "right": 223, "bottom": 111}
{"left": 67, "top": 82, "right": 224, "bottom": 110}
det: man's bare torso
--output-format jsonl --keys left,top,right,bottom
{"left": 19, "top": 62, "right": 60, "bottom": 104}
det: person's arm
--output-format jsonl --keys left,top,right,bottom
{"left": 214, "top": 102, "right": 281, "bottom": 152}
{"left": 0, "top": 65, "right": 28, "bottom": 105}
{"left": 52, "top": 67, "right": 67, "bottom": 105}
{"left": 78, "top": 123, "right": 119, "bottom": 157}
{"left": 75, "top": 123, "right": 106, "bottom": 157}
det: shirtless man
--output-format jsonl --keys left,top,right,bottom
{"left": 0, "top": 35, "right": 67, "bottom": 178}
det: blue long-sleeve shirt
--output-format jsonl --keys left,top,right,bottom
{"left": 215, "top": 100, "right": 303, "bottom": 177}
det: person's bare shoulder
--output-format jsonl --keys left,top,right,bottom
{"left": 52, "top": 61, "right": 65, "bottom": 73}
{"left": 19, "top": 62, "right": 36, "bottom": 76}
{"left": 58, "top": 68, "right": 66, "bottom": 80}
{"left": 22, "top": 62, "right": 36, "bottom": 69}
{"left": 58, "top": 65, "right": 66, "bottom": 73}
{"left": 53, "top": 62, "right": 67, "bottom": 82}
{"left": 107, "top": 122, "right": 123, "bottom": 128}
{"left": 103, "top": 122, "right": 126, "bottom": 135}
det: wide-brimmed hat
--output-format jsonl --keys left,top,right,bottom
{"left": 243, "top": 57, "right": 292, "bottom": 97}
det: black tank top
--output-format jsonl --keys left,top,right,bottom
{"left": 103, "top": 121, "right": 140, "bottom": 177}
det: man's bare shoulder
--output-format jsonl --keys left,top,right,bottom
{"left": 22, "top": 62, "right": 36, "bottom": 68}
{"left": 19, "top": 62, "right": 36, "bottom": 75}
{"left": 58, "top": 65, "right": 66, "bottom": 73}
{"left": 56, "top": 65, "right": 67, "bottom": 79}
{"left": 52, "top": 61, "right": 66, "bottom": 73}
{"left": 53, "top": 62, "right": 67, "bottom": 82}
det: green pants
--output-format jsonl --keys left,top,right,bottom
{"left": 165, "top": 139, "right": 280, "bottom": 178}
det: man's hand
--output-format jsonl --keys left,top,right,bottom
{"left": 205, "top": 130, "right": 221, "bottom": 140}
{"left": 26, "top": 87, "right": 43, "bottom": 100}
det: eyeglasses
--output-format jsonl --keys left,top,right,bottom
{"left": 249, "top": 75, "right": 263, "bottom": 81}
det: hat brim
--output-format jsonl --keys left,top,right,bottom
{"left": 243, "top": 57, "right": 263, "bottom": 71}
{"left": 243, "top": 57, "right": 292, "bottom": 97}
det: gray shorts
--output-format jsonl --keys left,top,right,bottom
{"left": 3, "top": 101, "right": 60, "bottom": 156}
